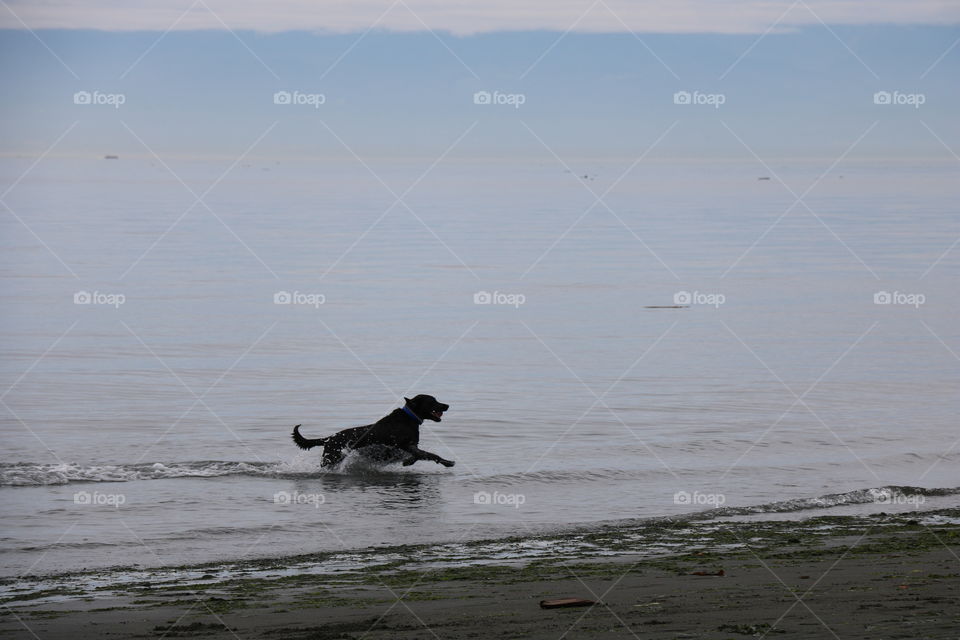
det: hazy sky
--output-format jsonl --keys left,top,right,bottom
{"left": 4, "top": 0, "right": 959, "bottom": 34}
{"left": 1, "top": 1, "right": 957, "bottom": 159}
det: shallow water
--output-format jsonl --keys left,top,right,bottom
{"left": 1, "top": 156, "right": 957, "bottom": 576}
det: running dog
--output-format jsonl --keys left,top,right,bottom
{"left": 292, "top": 395, "right": 455, "bottom": 468}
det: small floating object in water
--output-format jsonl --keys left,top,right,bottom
{"left": 540, "top": 597, "right": 598, "bottom": 609}
{"left": 104, "top": 154, "right": 119, "bottom": 160}
{"left": 757, "top": 176, "right": 770, "bottom": 180}
{"left": 689, "top": 569, "right": 725, "bottom": 577}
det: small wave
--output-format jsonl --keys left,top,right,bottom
{"left": 0, "top": 460, "right": 326, "bottom": 486}
{"left": 699, "top": 485, "right": 960, "bottom": 518}
{"left": 457, "top": 467, "right": 663, "bottom": 487}
{"left": 0, "top": 448, "right": 461, "bottom": 486}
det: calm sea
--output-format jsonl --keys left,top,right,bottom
{"left": 1, "top": 156, "right": 957, "bottom": 576}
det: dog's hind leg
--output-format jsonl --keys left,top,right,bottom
{"left": 321, "top": 448, "right": 345, "bottom": 467}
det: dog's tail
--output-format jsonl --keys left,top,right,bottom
{"left": 292, "top": 425, "right": 328, "bottom": 450}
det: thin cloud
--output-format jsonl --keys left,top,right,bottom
{"left": 2, "top": 0, "right": 958, "bottom": 35}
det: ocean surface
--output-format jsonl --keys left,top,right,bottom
{"left": 1, "top": 156, "right": 957, "bottom": 578}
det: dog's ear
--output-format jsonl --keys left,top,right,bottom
{"left": 403, "top": 397, "right": 412, "bottom": 404}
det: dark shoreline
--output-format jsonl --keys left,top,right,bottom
{"left": 1, "top": 508, "right": 958, "bottom": 638}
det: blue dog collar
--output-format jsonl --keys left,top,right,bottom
{"left": 401, "top": 405, "right": 422, "bottom": 424}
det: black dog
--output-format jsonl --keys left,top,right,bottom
{"left": 292, "top": 395, "right": 455, "bottom": 468}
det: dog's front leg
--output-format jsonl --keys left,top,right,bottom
{"left": 402, "top": 445, "right": 455, "bottom": 467}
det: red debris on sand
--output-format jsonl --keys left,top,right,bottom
{"left": 689, "top": 569, "right": 725, "bottom": 577}
{"left": 540, "top": 598, "right": 598, "bottom": 609}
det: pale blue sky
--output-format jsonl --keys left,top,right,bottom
{"left": 1, "top": 19, "right": 957, "bottom": 159}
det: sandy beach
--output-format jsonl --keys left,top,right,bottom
{"left": 3, "top": 509, "right": 957, "bottom": 639}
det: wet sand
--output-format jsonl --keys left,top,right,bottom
{"left": 2, "top": 510, "right": 958, "bottom": 639}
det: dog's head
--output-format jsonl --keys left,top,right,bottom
{"left": 404, "top": 394, "right": 449, "bottom": 422}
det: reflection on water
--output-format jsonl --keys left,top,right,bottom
{"left": 291, "top": 470, "right": 443, "bottom": 510}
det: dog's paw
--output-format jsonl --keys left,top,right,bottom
{"left": 440, "top": 459, "right": 455, "bottom": 468}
